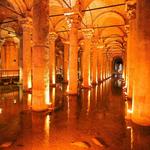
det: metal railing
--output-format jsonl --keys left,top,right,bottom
{"left": 0, "top": 69, "right": 19, "bottom": 84}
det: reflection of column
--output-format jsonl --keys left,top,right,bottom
{"left": 20, "top": 17, "right": 32, "bottom": 90}
{"left": 126, "top": 2, "right": 136, "bottom": 98}
{"left": 49, "top": 32, "right": 57, "bottom": 86}
{"left": 82, "top": 28, "right": 93, "bottom": 88}
{"left": 67, "top": 15, "right": 79, "bottom": 94}
{"left": 63, "top": 42, "right": 69, "bottom": 83}
{"left": 32, "top": 0, "right": 49, "bottom": 111}
{"left": 132, "top": 0, "right": 150, "bottom": 126}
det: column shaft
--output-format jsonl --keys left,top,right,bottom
{"left": 32, "top": 0, "right": 50, "bottom": 111}
{"left": 132, "top": 0, "right": 150, "bottom": 125}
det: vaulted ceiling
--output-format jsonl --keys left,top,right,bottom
{"left": 0, "top": 0, "right": 130, "bottom": 57}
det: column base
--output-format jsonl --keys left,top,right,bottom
{"left": 23, "top": 88, "right": 32, "bottom": 93}
{"left": 50, "top": 83, "right": 56, "bottom": 87}
{"left": 91, "top": 82, "right": 98, "bottom": 86}
{"left": 66, "top": 91, "right": 78, "bottom": 95}
{"left": 132, "top": 116, "right": 150, "bottom": 126}
{"left": 81, "top": 85, "right": 91, "bottom": 89}
{"left": 32, "top": 106, "right": 49, "bottom": 112}
{"left": 63, "top": 81, "right": 68, "bottom": 84}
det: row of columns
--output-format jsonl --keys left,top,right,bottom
{"left": 11, "top": 0, "right": 112, "bottom": 112}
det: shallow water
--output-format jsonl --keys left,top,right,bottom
{"left": 0, "top": 78, "right": 150, "bottom": 150}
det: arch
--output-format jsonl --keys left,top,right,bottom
{"left": 93, "top": 10, "right": 126, "bottom": 25}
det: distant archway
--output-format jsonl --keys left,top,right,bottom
{"left": 112, "top": 57, "right": 123, "bottom": 78}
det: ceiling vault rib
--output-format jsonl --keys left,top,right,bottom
{"left": 0, "top": 20, "right": 18, "bottom": 25}
{"left": 62, "top": 0, "right": 71, "bottom": 9}
{"left": 82, "top": 3, "right": 125, "bottom": 12}
{"left": 0, "top": 3, "right": 24, "bottom": 17}
{"left": 56, "top": 24, "right": 125, "bottom": 33}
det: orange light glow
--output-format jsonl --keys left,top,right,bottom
{"left": 28, "top": 72, "right": 32, "bottom": 88}
{"left": 44, "top": 115, "right": 50, "bottom": 136}
{"left": 0, "top": 108, "right": 2, "bottom": 114}
{"left": 45, "top": 81, "right": 50, "bottom": 105}
{"left": 27, "top": 94, "right": 32, "bottom": 108}
{"left": 87, "top": 90, "right": 91, "bottom": 115}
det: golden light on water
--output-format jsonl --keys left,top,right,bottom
{"left": 87, "top": 90, "right": 91, "bottom": 115}
{"left": 44, "top": 115, "right": 50, "bottom": 136}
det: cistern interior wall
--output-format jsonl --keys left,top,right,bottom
{"left": 0, "top": 0, "right": 150, "bottom": 129}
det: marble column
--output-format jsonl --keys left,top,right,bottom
{"left": 132, "top": 0, "right": 150, "bottom": 126}
{"left": 91, "top": 46, "right": 98, "bottom": 85}
{"left": 82, "top": 28, "right": 93, "bottom": 88}
{"left": 67, "top": 15, "right": 79, "bottom": 94}
{"left": 63, "top": 42, "right": 69, "bottom": 83}
{"left": 97, "top": 46, "right": 103, "bottom": 82}
{"left": 32, "top": 0, "right": 50, "bottom": 111}
{"left": 126, "top": 1, "right": 136, "bottom": 99}
{"left": 20, "top": 17, "right": 32, "bottom": 90}
{"left": 49, "top": 32, "right": 57, "bottom": 86}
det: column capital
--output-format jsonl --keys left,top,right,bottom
{"left": 65, "top": 12, "right": 80, "bottom": 29}
{"left": 125, "top": 24, "right": 130, "bottom": 35}
{"left": 49, "top": 32, "right": 58, "bottom": 42}
{"left": 82, "top": 28, "right": 94, "bottom": 39}
{"left": 19, "top": 17, "right": 33, "bottom": 32}
{"left": 125, "top": 0, "right": 136, "bottom": 20}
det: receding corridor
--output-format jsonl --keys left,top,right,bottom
{"left": 0, "top": 78, "right": 150, "bottom": 150}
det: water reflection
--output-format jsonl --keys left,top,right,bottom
{"left": 0, "top": 80, "right": 150, "bottom": 150}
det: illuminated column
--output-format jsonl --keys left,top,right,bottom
{"left": 82, "top": 28, "right": 93, "bottom": 88}
{"left": 132, "top": 0, "right": 150, "bottom": 126}
{"left": 102, "top": 54, "right": 107, "bottom": 80}
{"left": 63, "top": 42, "right": 69, "bottom": 83}
{"left": 0, "top": 40, "right": 5, "bottom": 69}
{"left": 67, "top": 15, "right": 79, "bottom": 94}
{"left": 97, "top": 46, "right": 103, "bottom": 82}
{"left": 49, "top": 32, "right": 57, "bottom": 86}
{"left": 91, "top": 46, "right": 98, "bottom": 85}
{"left": 20, "top": 17, "right": 32, "bottom": 90}
{"left": 32, "top": 0, "right": 49, "bottom": 111}
{"left": 126, "top": 1, "right": 136, "bottom": 98}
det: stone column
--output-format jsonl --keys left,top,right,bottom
{"left": 49, "top": 32, "right": 57, "bottom": 86}
{"left": 63, "top": 42, "right": 69, "bottom": 83}
{"left": 82, "top": 28, "right": 93, "bottom": 88}
{"left": 102, "top": 54, "right": 107, "bottom": 80}
{"left": 132, "top": 0, "right": 150, "bottom": 126}
{"left": 20, "top": 17, "right": 32, "bottom": 90}
{"left": 66, "top": 14, "right": 79, "bottom": 95}
{"left": 32, "top": 0, "right": 50, "bottom": 111}
{"left": 91, "top": 46, "right": 98, "bottom": 85}
{"left": 97, "top": 46, "right": 103, "bottom": 82}
{"left": 126, "top": 1, "right": 136, "bottom": 99}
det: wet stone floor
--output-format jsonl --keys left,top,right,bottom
{"left": 0, "top": 78, "right": 150, "bottom": 150}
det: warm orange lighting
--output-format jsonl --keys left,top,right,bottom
{"left": 0, "top": 108, "right": 2, "bottom": 114}
{"left": 13, "top": 99, "right": 17, "bottom": 104}
{"left": 67, "top": 96, "right": 70, "bottom": 120}
{"left": 44, "top": 115, "right": 50, "bottom": 136}
{"left": 45, "top": 82, "right": 50, "bottom": 105}
{"left": 27, "top": 94, "right": 32, "bottom": 108}
{"left": 87, "top": 90, "right": 91, "bottom": 115}
{"left": 51, "top": 88, "right": 56, "bottom": 105}
{"left": 52, "top": 72, "right": 55, "bottom": 84}
{"left": 28, "top": 72, "right": 32, "bottom": 88}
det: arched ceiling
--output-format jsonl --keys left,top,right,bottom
{"left": 0, "top": 0, "right": 131, "bottom": 57}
